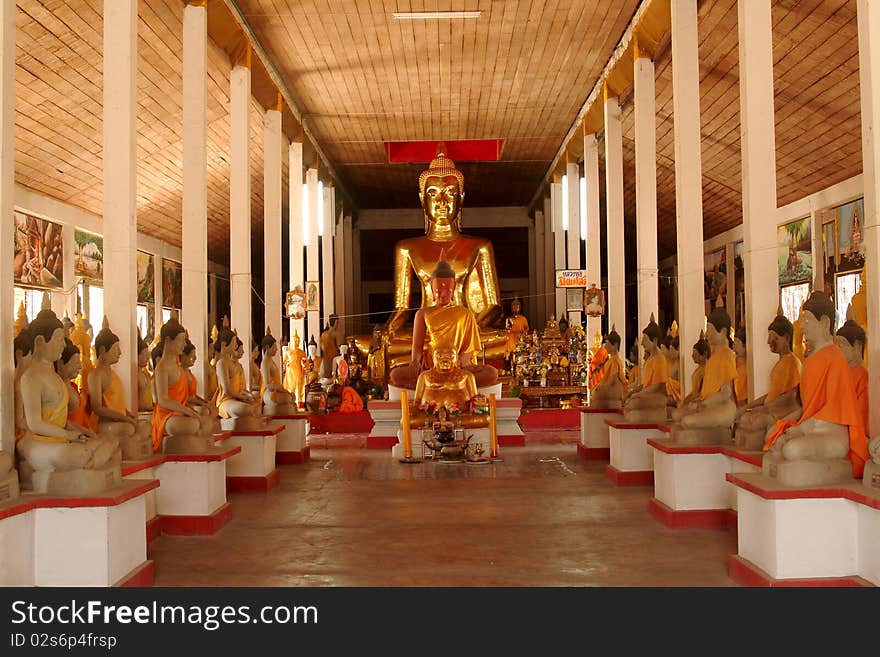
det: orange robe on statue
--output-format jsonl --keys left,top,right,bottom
{"left": 68, "top": 381, "right": 95, "bottom": 430}
{"left": 589, "top": 347, "right": 608, "bottom": 390}
{"left": 151, "top": 364, "right": 190, "bottom": 452}
{"left": 735, "top": 356, "right": 748, "bottom": 403}
{"left": 702, "top": 345, "right": 738, "bottom": 400}
{"left": 338, "top": 386, "right": 363, "bottom": 413}
{"left": 851, "top": 364, "right": 869, "bottom": 437}
{"left": 764, "top": 344, "right": 868, "bottom": 478}
{"left": 765, "top": 353, "right": 801, "bottom": 403}
{"left": 642, "top": 353, "right": 669, "bottom": 387}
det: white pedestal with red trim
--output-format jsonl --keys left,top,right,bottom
{"left": 604, "top": 421, "right": 665, "bottom": 486}
{"left": 122, "top": 454, "right": 168, "bottom": 545}
{"left": 647, "top": 441, "right": 762, "bottom": 530}
{"left": 269, "top": 414, "right": 311, "bottom": 464}
{"left": 0, "top": 480, "right": 158, "bottom": 586}
{"left": 727, "top": 472, "right": 880, "bottom": 586}
{"left": 224, "top": 424, "right": 283, "bottom": 492}
{"left": 154, "top": 445, "right": 240, "bottom": 535}
{"left": 578, "top": 409, "right": 621, "bottom": 460}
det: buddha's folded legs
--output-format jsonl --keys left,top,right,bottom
{"left": 680, "top": 401, "right": 737, "bottom": 429}
{"left": 780, "top": 431, "right": 849, "bottom": 461}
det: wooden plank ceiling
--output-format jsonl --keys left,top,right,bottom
{"left": 10, "top": 0, "right": 866, "bottom": 265}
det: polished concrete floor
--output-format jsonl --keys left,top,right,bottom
{"left": 150, "top": 431, "right": 739, "bottom": 587}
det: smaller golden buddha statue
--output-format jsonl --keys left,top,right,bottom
{"left": 410, "top": 343, "right": 488, "bottom": 430}
{"left": 319, "top": 313, "right": 340, "bottom": 381}
{"left": 283, "top": 331, "right": 307, "bottom": 408}
{"left": 504, "top": 297, "right": 530, "bottom": 365}
{"left": 366, "top": 324, "right": 388, "bottom": 386}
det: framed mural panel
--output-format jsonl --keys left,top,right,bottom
{"left": 13, "top": 211, "right": 64, "bottom": 289}
{"left": 777, "top": 216, "right": 812, "bottom": 285}
{"left": 161, "top": 258, "right": 182, "bottom": 309}
{"left": 74, "top": 229, "right": 103, "bottom": 283}
{"left": 285, "top": 287, "right": 305, "bottom": 320}
{"left": 820, "top": 197, "right": 864, "bottom": 291}
{"left": 137, "top": 251, "right": 155, "bottom": 303}
{"left": 305, "top": 281, "right": 320, "bottom": 312}
{"left": 583, "top": 284, "right": 605, "bottom": 317}
{"left": 566, "top": 287, "right": 584, "bottom": 312}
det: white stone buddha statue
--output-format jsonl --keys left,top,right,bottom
{"left": 259, "top": 327, "right": 296, "bottom": 416}
{"left": 16, "top": 307, "right": 121, "bottom": 496}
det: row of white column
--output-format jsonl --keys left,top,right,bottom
{"left": 0, "top": 0, "right": 338, "bottom": 462}
{"left": 544, "top": 0, "right": 880, "bottom": 430}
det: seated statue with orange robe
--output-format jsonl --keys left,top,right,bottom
{"left": 682, "top": 333, "right": 709, "bottom": 405}
{"left": 835, "top": 318, "right": 868, "bottom": 436}
{"left": 389, "top": 259, "right": 497, "bottom": 390}
{"left": 622, "top": 315, "right": 669, "bottom": 424}
{"left": 662, "top": 331, "right": 681, "bottom": 408}
{"left": 259, "top": 328, "right": 296, "bottom": 416}
{"left": 763, "top": 290, "right": 868, "bottom": 487}
{"left": 152, "top": 319, "right": 213, "bottom": 454}
{"left": 669, "top": 306, "right": 738, "bottom": 444}
{"left": 88, "top": 318, "right": 153, "bottom": 461}
{"left": 56, "top": 338, "right": 95, "bottom": 432}
{"left": 734, "top": 312, "right": 802, "bottom": 450}
{"left": 212, "top": 328, "right": 262, "bottom": 431}
{"left": 589, "top": 327, "right": 626, "bottom": 409}
{"left": 180, "top": 338, "right": 221, "bottom": 437}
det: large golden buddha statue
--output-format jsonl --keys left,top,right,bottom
{"left": 357, "top": 151, "right": 505, "bottom": 368}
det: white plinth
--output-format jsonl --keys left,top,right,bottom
{"left": 859, "top": 504, "right": 880, "bottom": 585}
{"left": 122, "top": 456, "right": 167, "bottom": 524}
{"left": 608, "top": 425, "right": 663, "bottom": 472}
{"left": 0, "top": 509, "right": 34, "bottom": 586}
{"left": 155, "top": 455, "right": 231, "bottom": 518}
{"left": 272, "top": 417, "right": 309, "bottom": 453}
{"left": 737, "top": 486, "right": 858, "bottom": 580}
{"left": 225, "top": 427, "right": 280, "bottom": 478}
{"left": 35, "top": 495, "right": 147, "bottom": 586}
{"left": 392, "top": 427, "right": 493, "bottom": 460}
{"left": 580, "top": 411, "right": 619, "bottom": 450}
{"left": 652, "top": 446, "right": 731, "bottom": 512}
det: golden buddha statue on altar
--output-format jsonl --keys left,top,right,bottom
{"left": 353, "top": 149, "right": 506, "bottom": 368}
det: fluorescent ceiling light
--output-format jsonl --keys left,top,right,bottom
{"left": 393, "top": 11, "right": 481, "bottom": 20}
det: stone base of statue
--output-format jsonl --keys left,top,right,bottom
{"left": 264, "top": 402, "right": 296, "bottom": 417}
{"left": 733, "top": 428, "right": 767, "bottom": 451}
{"left": 220, "top": 415, "right": 264, "bottom": 433}
{"left": 590, "top": 397, "right": 622, "bottom": 410}
{"left": 163, "top": 433, "right": 215, "bottom": 455}
{"left": 669, "top": 424, "right": 732, "bottom": 446}
{"left": 0, "top": 467, "right": 20, "bottom": 503}
{"left": 118, "top": 432, "right": 153, "bottom": 461}
{"left": 862, "top": 460, "right": 880, "bottom": 490}
{"left": 32, "top": 462, "right": 122, "bottom": 497}
{"left": 622, "top": 408, "right": 668, "bottom": 425}
{"left": 761, "top": 453, "right": 853, "bottom": 487}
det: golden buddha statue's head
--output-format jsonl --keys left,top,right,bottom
{"left": 511, "top": 297, "right": 522, "bottom": 315}
{"left": 418, "top": 151, "right": 465, "bottom": 232}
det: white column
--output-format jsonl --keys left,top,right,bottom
{"left": 534, "top": 209, "right": 546, "bottom": 327}
{"left": 551, "top": 181, "right": 565, "bottom": 319}
{"left": 181, "top": 1, "right": 208, "bottom": 394}
{"left": 566, "top": 161, "right": 582, "bottom": 326}
{"left": 583, "top": 133, "right": 602, "bottom": 343}
{"left": 321, "top": 184, "right": 334, "bottom": 321}
{"left": 230, "top": 60, "right": 252, "bottom": 385}
{"left": 528, "top": 217, "right": 538, "bottom": 327}
{"left": 0, "top": 0, "right": 14, "bottom": 455}
{"left": 858, "top": 0, "right": 880, "bottom": 437}
{"left": 103, "top": 0, "right": 138, "bottom": 409}
{"left": 288, "top": 141, "right": 303, "bottom": 342}
{"left": 739, "top": 0, "right": 778, "bottom": 402}
{"left": 671, "top": 0, "right": 706, "bottom": 394}
{"left": 334, "top": 210, "right": 346, "bottom": 335}
{"left": 634, "top": 52, "right": 658, "bottom": 367}
{"left": 605, "top": 93, "right": 626, "bottom": 352}
{"left": 341, "top": 215, "right": 354, "bottom": 336}
{"left": 305, "top": 168, "right": 320, "bottom": 348}
{"left": 263, "top": 105, "right": 282, "bottom": 342}
{"left": 543, "top": 195, "right": 554, "bottom": 327}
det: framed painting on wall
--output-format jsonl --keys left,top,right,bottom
{"left": 74, "top": 229, "right": 103, "bottom": 283}
{"left": 13, "top": 211, "right": 64, "bottom": 289}
{"left": 777, "top": 216, "right": 812, "bottom": 285}
{"left": 161, "top": 258, "right": 182, "bottom": 309}
{"left": 285, "top": 287, "right": 305, "bottom": 320}
{"left": 566, "top": 287, "right": 584, "bottom": 312}
{"left": 305, "top": 281, "right": 320, "bottom": 312}
{"left": 137, "top": 251, "right": 155, "bottom": 303}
